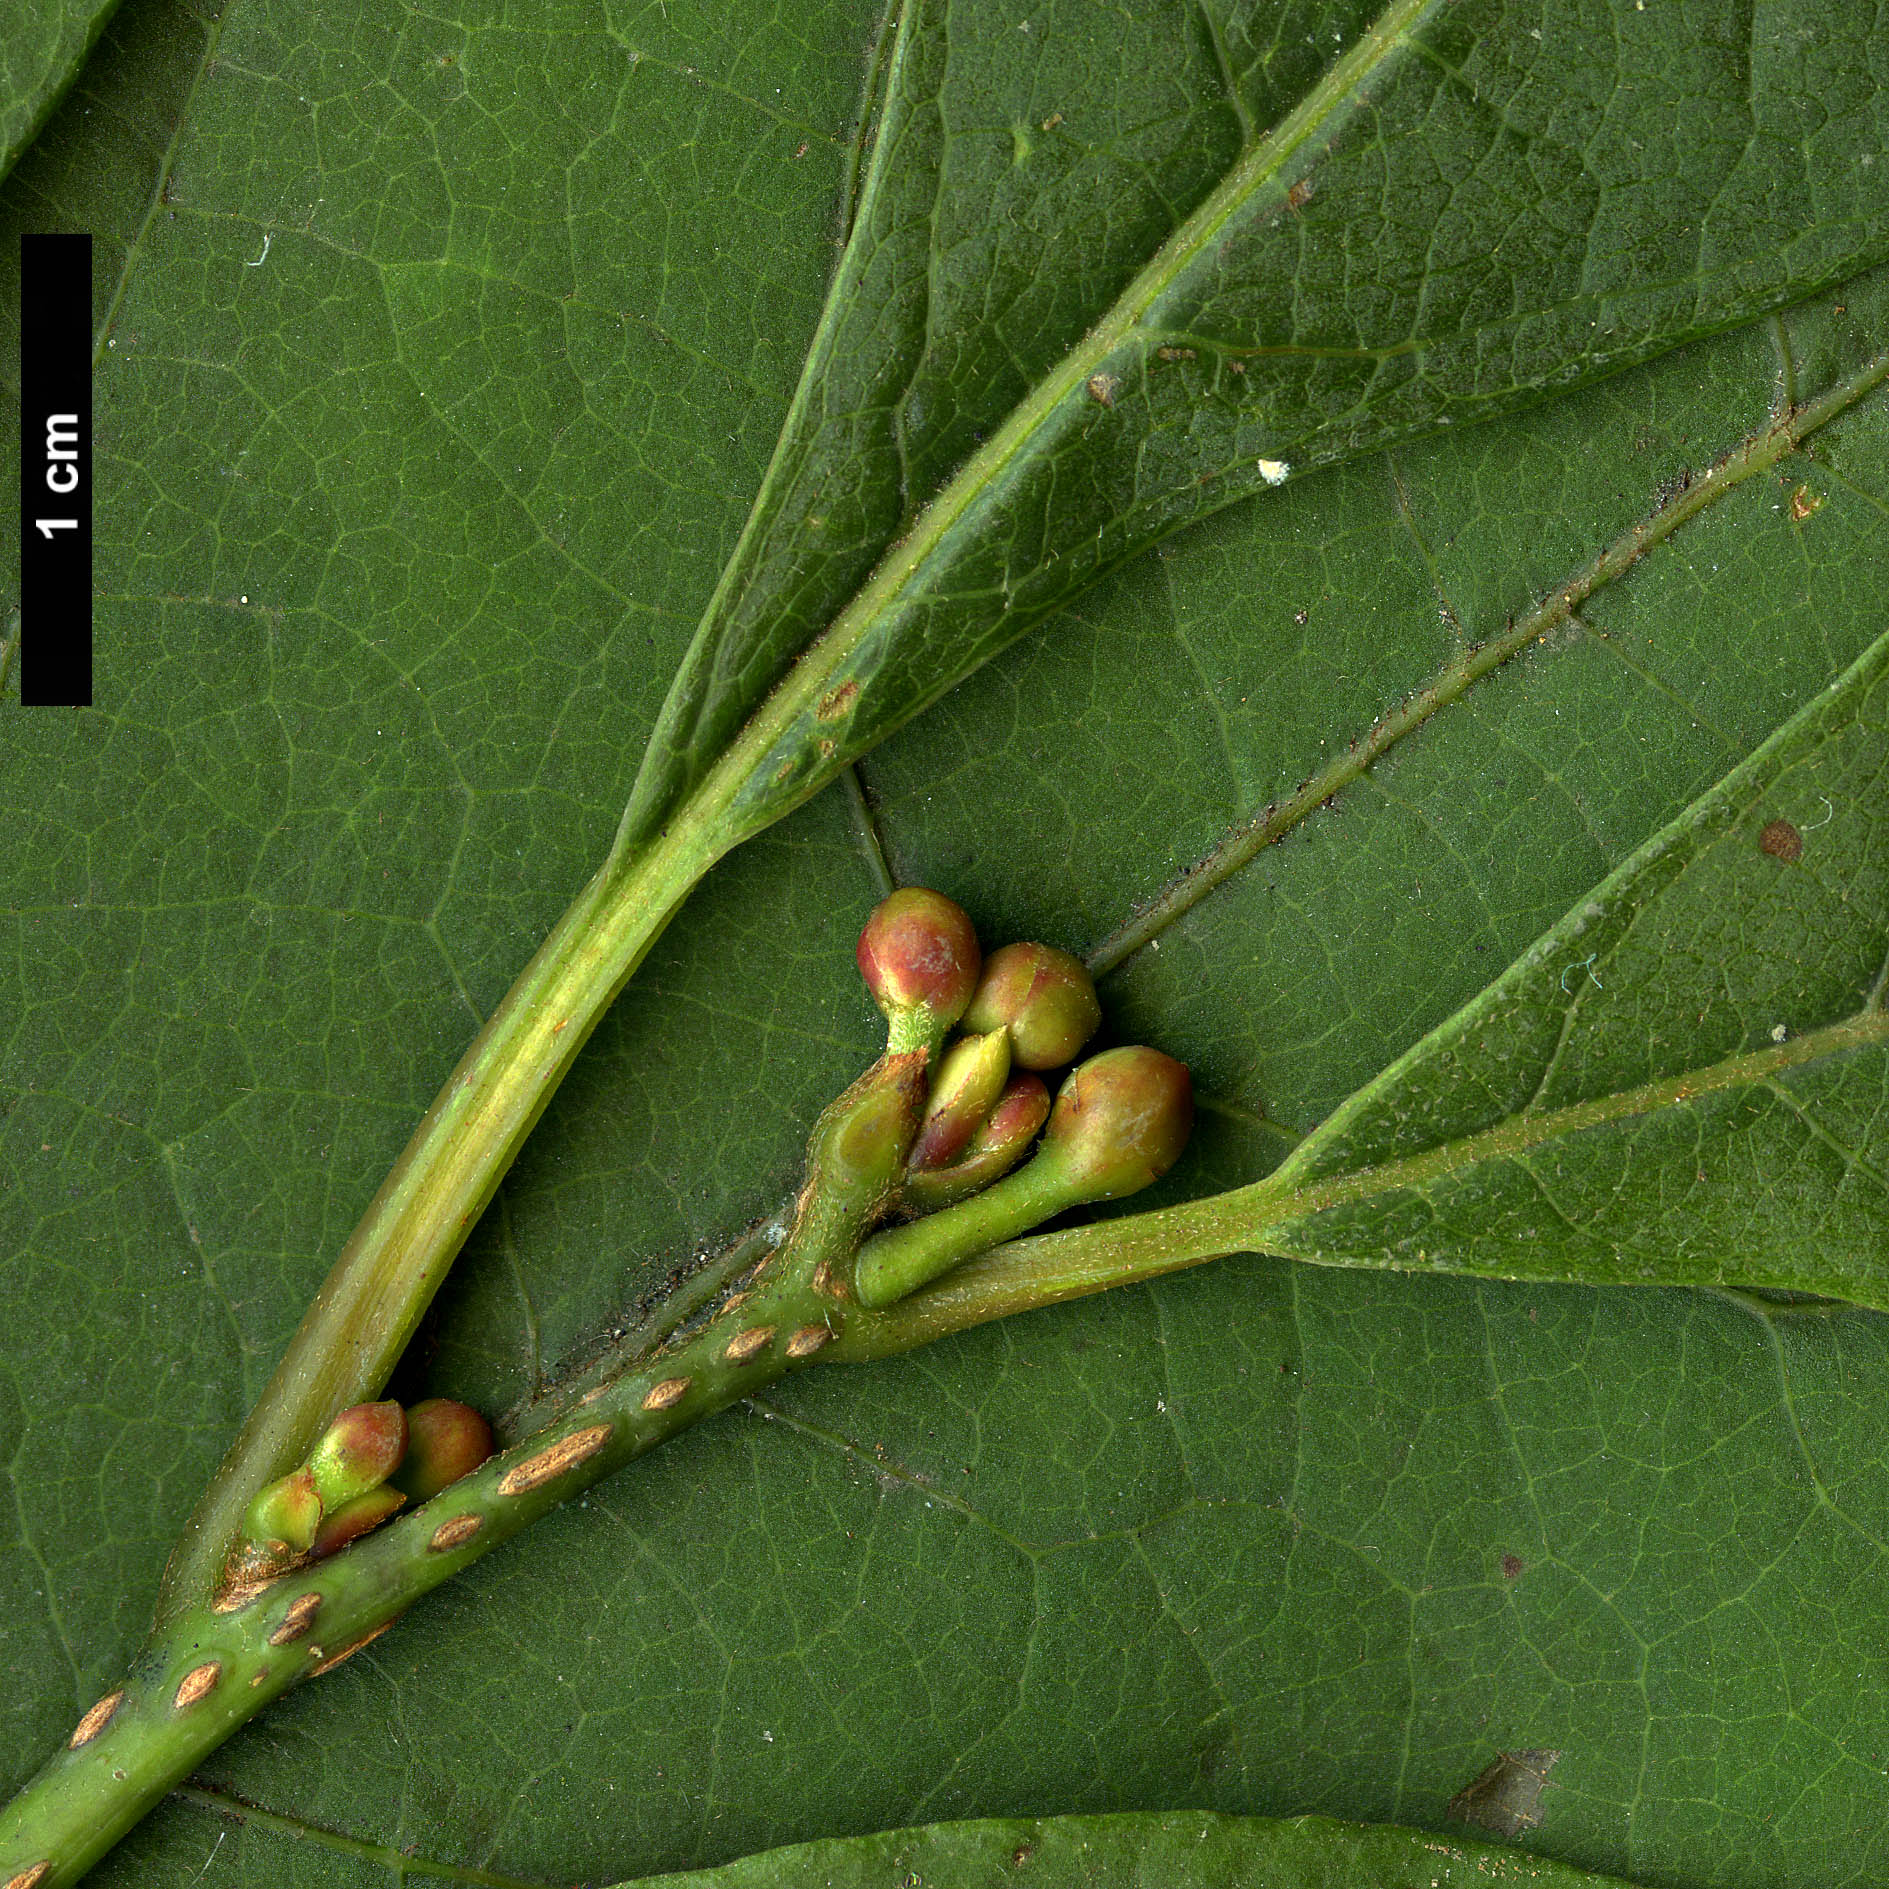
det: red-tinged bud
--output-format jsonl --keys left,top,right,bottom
{"left": 308, "top": 1400, "right": 408, "bottom": 1510}
{"left": 902, "top": 1071, "right": 1051, "bottom": 1214}
{"left": 242, "top": 1468, "right": 322, "bottom": 1558}
{"left": 392, "top": 1399, "right": 496, "bottom": 1504}
{"left": 962, "top": 942, "right": 1101, "bottom": 1070}
{"left": 1038, "top": 1046, "right": 1192, "bottom": 1198}
{"left": 978, "top": 1070, "right": 1053, "bottom": 1153}
{"left": 857, "top": 889, "right": 981, "bottom": 1052}
{"left": 908, "top": 1030, "right": 1012, "bottom": 1173}
{"left": 309, "top": 1484, "right": 407, "bottom": 1560}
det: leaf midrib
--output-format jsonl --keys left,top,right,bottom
{"left": 1084, "top": 342, "right": 1889, "bottom": 976}
{"left": 1265, "top": 1006, "right": 1889, "bottom": 1229}
{"left": 665, "top": 0, "right": 1441, "bottom": 855}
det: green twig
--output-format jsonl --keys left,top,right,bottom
{"left": 0, "top": 1053, "right": 926, "bottom": 1889}
{"left": 156, "top": 831, "right": 721, "bottom": 1619}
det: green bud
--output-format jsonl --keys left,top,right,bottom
{"left": 391, "top": 1399, "right": 496, "bottom": 1504}
{"left": 242, "top": 1468, "right": 322, "bottom": 1558}
{"left": 1034, "top": 1045, "right": 1193, "bottom": 1199}
{"left": 774, "top": 1046, "right": 931, "bottom": 1297}
{"left": 854, "top": 1047, "right": 1190, "bottom": 1309}
{"left": 902, "top": 1071, "right": 1050, "bottom": 1213}
{"left": 309, "top": 1484, "right": 407, "bottom": 1560}
{"left": 856, "top": 888, "right": 982, "bottom": 1053}
{"left": 961, "top": 942, "right": 1101, "bottom": 1070}
{"left": 307, "top": 1400, "right": 408, "bottom": 1510}
{"left": 814, "top": 1049, "right": 930, "bottom": 1198}
{"left": 908, "top": 1030, "right": 1012, "bottom": 1173}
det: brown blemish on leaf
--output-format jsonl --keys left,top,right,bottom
{"left": 818, "top": 679, "right": 860, "bottom": 721}
{"left": 723, "top": 1325, "right": 777, "bottom": 1365}
{"left": 1227, "top": 359, "right": 1246, "bottom": 374}
{"left": 5, "top": 1863, "right": 53, "bottom": 1889}
{"left": 498, "top": 1422, "right": 614, "bottom": 1496}
{"left": 69, "top": 1689, "right": 124, "bottom": 1748}
{"left": 643, "top": 1376, "right": 692, "bottom": 1411}
{"left": 1286, "top": 174, "right": 1315, "bottom": 211}
{"left": 1086, "top": 372, "right": 1119, "bottom": 408}
{"left": 429, "top": 1513, "right": 485, "bottom": 1552}
{"left": 1759, "top": 817, "right": 1803, "bottom": 862}
{"left": 786, "top": 1324, "right": 833, "bottom": 1359}
{"left": 1011, "top": 1840, "right": 1036, "bottom": 1866}
{"left": 1447, "top": 1748, "right": 1561, "bottom": 1838}
{"left": 309, "top": 1619, "right": 396, "bottom": 1677}
{"left": 1500, "top": 1553, "right": 1525, "bottom": 1580}
{"left": 1155, "top": 345, "right": 1197, "bottom": 362}
{"left": 1039, "top": 111, "right": 1062, "bottom": 131}
{"left": 173, "top": 1662, "right": 222, "bottom": 1711}
{"left": 268, "top": 1592, "right": 322, "bottom": 1645}
{"left": 1789, "top": 483, "right": 1821, "bottom": 520}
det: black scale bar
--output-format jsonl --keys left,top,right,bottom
{"left": 18, "top": 232, "right": 92, "bottom": 706}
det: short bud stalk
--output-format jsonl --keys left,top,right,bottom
{"left": 856, "top": 1047, "right": 1191, "bottom": 1307}
{"left": 241, "top": 1470, "right": 321, "bottom": 1559}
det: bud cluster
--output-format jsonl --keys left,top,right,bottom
{"left": 234, "top": 1395, "right": 494, "bottom": 1591}
{"left": 850, "top": 889, "right": 1193, "bottom": 1301}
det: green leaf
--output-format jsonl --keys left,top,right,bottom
{"left": 873, "top": 619, "right": 1889, "bottom": 1340}
{"left": 0, "top": 0, "right": 124, "bottom": 179}
{"left": 1263, "top": 632, "right": 1889, "bottom": 1290}
{"left": 0, "top": 0, "right": 213, "bottom": 608}
{"left": 4, "top": 3, "right": 1889, "bottom": 1888}
{"left": 625, "top": 0, "right": 1889, "bottom": 853}
{"left": 603, "top": 1809, "right": 1639, "bottom": 1888}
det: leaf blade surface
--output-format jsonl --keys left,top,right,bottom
{"left": 607, "top": 1809, "right": 1639, "bottom": 1889}
{"left": 5, "top": 6, "right": 1889, "bottom": 1889}
{"left": 885, "top": 627, "right": 1889, "bottom": 1341}
{"left": 0, "top": 0, "right": 122, "bottom": 178}
{"left": 630, "top": 0, "right": 1889, "bottom": 854}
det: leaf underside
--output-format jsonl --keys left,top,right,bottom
{"left": 627, "top": 0, "right": 1889, "bottom": 852}
{"left": 607, "top": 1809, "right": 1639, "bottom": 1888}
{"left": 3, "top": 3, "right": 1889, "bottom": 1888}
{"left": 0, "top": 0, "right": 123, "bottom": 180}
{"left": 1265, "top": 629, "right": 1889, "bottom": 1292}
{"left": 902, "top": 615, "right": 1889, "bottom": 1333}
